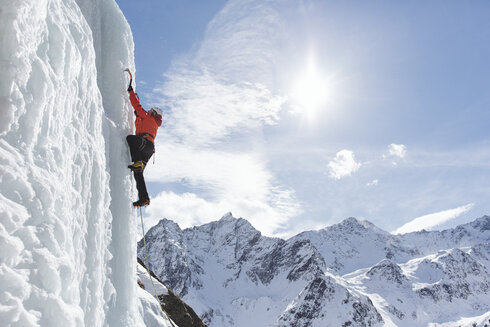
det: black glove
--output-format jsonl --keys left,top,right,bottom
{"left": 127, "top": 83, "right": 133, "bottom": 92}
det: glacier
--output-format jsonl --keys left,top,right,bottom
{"left": 0, "top": 0, "right": 172, "bottom": 326}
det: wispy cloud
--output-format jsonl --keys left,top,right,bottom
{"left": 144, "top": 0, "right": 301, "bottom": 234}
{"left": 156, "top": 72, "right": 285, "bottom": 146}
{"left": 366, "top": 179, "right": 378, "bottom": 187}
{"left": 393, "top": 203, "right": 475, "bottom": 234}
{"left": 328, "top": 150, "right": 361, "bottom": 179}
{"left": 148, "top": 144, "right": 284, "bottom": 201}
{"left": 146, "top": 144, "right": 303, "bottom": 236}
{"left": 152, "top": 0, "right": 292, "bottom": 147}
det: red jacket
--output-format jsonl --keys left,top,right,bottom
{"left": 129, "top": 90, "right": 162, "bottom": 143}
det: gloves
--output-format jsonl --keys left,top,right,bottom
{"left": 127, "top": 83, "right": 133, "bottom": 92}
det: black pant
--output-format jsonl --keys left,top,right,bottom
{"left": 126, "top": 135, "right": 154, "bottom": 201}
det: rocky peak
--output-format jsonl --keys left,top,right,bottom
{"left": 469, "top": 243, "right": 490, "bottom": 265}
{"left": 436, "top": 249, "right": 487, "bottom": 279}
{"left": 183, "top": 213, "right": 262, "bottom": 260}
{"left": 468, "top": 215, "right": 490, "bottom": 232}
{"left": 326, "top": 217, "right": 389, "bottom": 237}
{"left": 151, "top": 218, "right": 183, "bottom": 236}
{"left": 367, "top": 259, "right": 409, "bottom": 285}
{"left": 219, "top": 212, "right": 234, "bottom": 221}
{"left": 436, "top": 215, "right": 490, "bottom": 246}
{"left": 277, "top": 274, "right": 384, "bottom": 327}
{"left": 190, "top": 213, "right": 259, "bottom": 238}
{"left": 332, "top": 217, "right": 365, "bottom": 231}
{"left": 248, "top": 238, "right": 326, "bottom": 285}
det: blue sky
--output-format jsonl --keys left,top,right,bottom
{"left": 117, "top": 0, "right": 490, "bottom": 237}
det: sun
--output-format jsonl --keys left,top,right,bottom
{"left": 292, "top": 57, "right": 328, "bottom": 119}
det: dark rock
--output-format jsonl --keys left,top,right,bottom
{"left": 138, "top": 258, "right": 206, "bottom": 327}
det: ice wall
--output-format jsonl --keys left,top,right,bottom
{"left": 74, "top": 1, "right": 143, "bottom": 325}
{"left": 0, "top": 0, "right": 146, "bottom": 326}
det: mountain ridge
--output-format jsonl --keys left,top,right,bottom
{"left": 138, "top": 214, "right": 490, "bottom": 327}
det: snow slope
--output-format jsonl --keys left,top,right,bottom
{"left": 137, "top": 263, "right": 178, "bottom": 327}
{"left": 140, "top": 214, "right": 490, "bottom": 327}
{"left": 139, "top": 214, "right": 384, "bottom": 327}
{"left": 0, "top": 1, "right": 170, "bottom": 326}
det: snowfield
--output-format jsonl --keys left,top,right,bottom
{"left": 0, "top": 0, "right": 171, "bottom": 326}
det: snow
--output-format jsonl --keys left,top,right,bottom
{"left": 137, "top": 287, "right": 175, "bottom": 327}
{"left": 340, "top": 245, "right": 490, "bottom": 327}
{"left": 0, "top": 1, "right": 172, "bottom": 326}
{"left": 136, "top": 264, "right": 176, "bottom": 327}
{"left": 140, "top": 214, "right": 383, "bottom": 327}
{"left": 137, "top": 263, "right": 169, "bottom": 297}
{"left": 142, "top": 214, "right": 490, "bottom": 327}
{"left": 427, "top": 312, "right": 490, "bottom": 327}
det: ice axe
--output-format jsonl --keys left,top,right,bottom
{"left": 124, "top": 68, "right": 133, "bottom": 89}
{"left": 124, "top": 68, "right": 132, "bottom": 80}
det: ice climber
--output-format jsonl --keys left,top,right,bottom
{"left": 126, "top": 76, "right": 162, "bottom": 208}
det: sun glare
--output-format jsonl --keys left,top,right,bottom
{"left": 292, "top": 56, "right": 328, "bottom": 119}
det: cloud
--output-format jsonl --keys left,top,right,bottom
{"left": 393, "top": 203, "right": 474, "bottom": 234}
{"left": 152, "top": 0, "right": 292, "bottom": 147}
{"left": 141, "top": 0, "right": 301, "bottom": 235}
{"left": 143, "top": 192, "right": 226, "bottom": 230}
{"left": 328, "top": 150, "right": 361, "bottom": 179}
{"left": 156, "top": 72, "right": 285, "bottom": 147}
{"left": 148, "top": 144, "right": 274, "bottom": 199}
{"left": 366, "top": 179, "right": 378, "bottom": 187}
{"left": 385, "top": 143, "right": 407, "bottom": 159}
{"left": 146, "top": 137, "right": 301, "bottom": 236}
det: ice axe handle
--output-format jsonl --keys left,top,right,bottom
{"left": 124, "top": 68, "right": 133, "bottom": 80}
{"left": 124, "top": 69, "right": 133, "bottom": 91}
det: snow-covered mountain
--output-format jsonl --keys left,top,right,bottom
{"left": 0, "top": 1, "right": 173, "bottom": 326}
{"left": 139, "top": 214, "right": 490, "bottom": 327}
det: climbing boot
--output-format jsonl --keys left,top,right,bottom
{"left": 133, "top": 199, "right": 150, "bottom": 208}
{"left": 128, "top": 160, "right": 145, "bottom": 172}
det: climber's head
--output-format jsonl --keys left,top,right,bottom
{"left": 149, "top": 107, "right": 162, "bottom": 117}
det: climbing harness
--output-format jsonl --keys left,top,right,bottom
{"left": 139, "top": 208, "right": 176, "bottom": 327}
